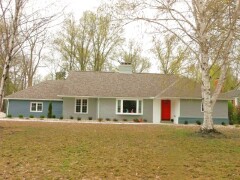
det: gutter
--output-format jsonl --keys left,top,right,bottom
{"left": 4, "top": 98, "right": 63, "bottom": 101}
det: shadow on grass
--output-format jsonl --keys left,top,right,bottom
{"left": 195, "top": 128, "right": 226, "bottom": 138}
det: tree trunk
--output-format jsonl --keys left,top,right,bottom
{"left": 200, "top": 51, "right": 215, "bottom": 132}
{"left": 28, "top": 75, "right": 33, "bottom": 87}
{"left": 0, "top": 57, "right": 10, "bottom": 110}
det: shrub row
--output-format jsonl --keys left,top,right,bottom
{"left": 6, "top": 115, "right": 149, "bottom": 122}
{"left": 6, "top": 114, "right": 57, "bottom": 119}
{"left": 64, "top": 116, "right": 148, "bottom": 122}
{"left": 6, "top": 114, "right": 228, "bottom": 126}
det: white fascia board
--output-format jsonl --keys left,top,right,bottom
{"left": 154, "top": 97, "right": 201, "bottom": 100}
{"left": 154, "top": 96, "right": 232, "bottom": 100}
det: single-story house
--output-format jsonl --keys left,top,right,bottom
{"left": 4, "top": 63, "right": 231, "bottom": 124}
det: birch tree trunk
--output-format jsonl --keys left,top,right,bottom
{"left": 0, "top": 59, "right": 11, "bottom": 110}
{"left": 195, "top": 0, "right": 240, "bottom": 132}
{"left": 195, "top": 0, "right": 216, "bottom": 131}
{"left": 200, "top": 52, "right": 214, "bottom": 131}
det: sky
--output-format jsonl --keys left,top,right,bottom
{"left": 58, "top": 0, "right": 101, "bottom": 17}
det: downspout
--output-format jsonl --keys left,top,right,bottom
{"left": 97, "top": 98, "right": 100, "bottom": 119}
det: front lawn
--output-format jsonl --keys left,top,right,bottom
{"left": 0, "top": 121, "right": 240, "bottom": 179}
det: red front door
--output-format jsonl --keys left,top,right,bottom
{"left": 161, "top": 100, "right": 171, "bottom": 121}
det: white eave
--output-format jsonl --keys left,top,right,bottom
{"left": 57, "top": 95, "right": 155, "bottom": 99}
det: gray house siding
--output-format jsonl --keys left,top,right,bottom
{"left": 7, "top": 100, "right": 63, "bottom": 118}
{"left": 63, "top": 97, "right": 97, "bottom": 119}
{"left": 98, "top": 98, "right": 115, "bottom": 119}
{"left": 179, "top": 99, "right": 228, "bottom": 124}
{"left": 63, "top": 97, "right": 153, "bottom": 122}
{"left": 99, "top": 98, "right": 153, "bottom": 122}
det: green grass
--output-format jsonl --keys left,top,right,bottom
{"left": 0, "top": 121, "right": 240, "bottom": 179}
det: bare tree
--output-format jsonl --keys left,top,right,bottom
{"left": 54, "top": 8, "right": 124, "bottom": 73}
{"left": 0, "top": 0, "right": 59, "bottom": 109}
{"left": 6, "top": 55, "right": 24, "bottom": 93}
{"left": 54, "top": 15, "right": 78, "bottom": 71}
{"left": 114, "top": 0, "right": 240, "bottom": 132}
{"left": 75, "top": 11, "right": 94, "bottom": 71}
{"left": 90, "top": 8, "right": 124, "bottom": 71}
{"left": 21, "top": 30, "right": 46, "bottom": 87}
{"left": 152, "top": 34, "right": 189, "bottom": 75}
{"left": 44, "top": 48, "right": 63, "bottom": 80}
{"left": 121, "top": 39, "right": 151, "bottom": 73}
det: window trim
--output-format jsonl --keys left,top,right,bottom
{"left": 75, "top": 98, "right": 88, "bottom": 114}
{"left": 30, "top": 102, "right": 43, "bottom": 112}
{"left": 116, "top": 99, "right": 143, "bottom": 115}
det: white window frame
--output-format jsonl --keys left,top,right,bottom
{"left": 75, "top": 98, "right": 88, "bottom": 114}
{"left": 116, "top": 99, "right": 143, "bottom": 115}
{"left": 30, "top": 102, "right": 43, "bottom": 112}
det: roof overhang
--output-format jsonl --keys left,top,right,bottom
{"left": 58, "top": 95, "right": 155, "bottom": 99}
{"left": 57, "top": 95, "right": 232, "bottom": 100}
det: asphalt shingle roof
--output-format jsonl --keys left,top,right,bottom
{"left": 5, "top": 71, "right": 232, "bottom": 100}
{"left": 5, "top": 80, "right": 65, "bottom": 100}
{"left": 59, "top": 71, "right": 202, "bottom": 98}
{"left": 220, "top": 89, "right": 240, "bottom": 99}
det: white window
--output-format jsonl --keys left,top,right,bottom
{"left": 116, "top": 99, "right": 143, "bottom": 115}
{"left": 30, "top": 102, "right": 43, "bottom": 112}
{"left": 75, "top": 99, "right": 88, "bottom": 113}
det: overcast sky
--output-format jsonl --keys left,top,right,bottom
{"left": 59, "top": 0, "right": 101, "bottom": 17}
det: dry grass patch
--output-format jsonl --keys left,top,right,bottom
{"left": 0, "top": 121, "right": 240, "bottom": 179}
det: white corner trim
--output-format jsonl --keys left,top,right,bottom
{"left": 153, "top": 99, "right": 161, "bottom": 124}
{"left": 7, "top": 99, "right": 9, "bottom": 115}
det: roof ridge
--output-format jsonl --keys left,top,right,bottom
{"left": 68, "top": 70, "right": 181, "bottom": 76}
